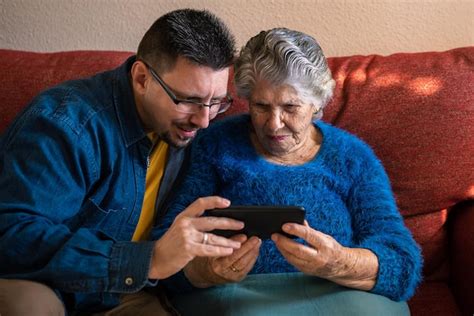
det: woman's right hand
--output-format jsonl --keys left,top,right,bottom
{"left": 183, "top": 235, "right": 262, "bottom": 288}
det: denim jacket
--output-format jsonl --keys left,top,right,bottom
{"left": 0, "top": 56, "right": 187, "bottom": 311}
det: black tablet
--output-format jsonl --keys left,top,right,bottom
{"left": 206, "top": 205, "right": 305, "bottom": 239}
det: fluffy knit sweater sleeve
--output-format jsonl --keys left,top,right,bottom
{"left": 157, "top": 114, "right": 422, "bottom": 301}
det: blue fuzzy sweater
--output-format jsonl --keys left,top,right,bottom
{"left": 156, "top": 114, "right": 422, "bottom": 301}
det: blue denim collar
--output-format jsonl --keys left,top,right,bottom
{"left": 113, "top": 55, "right": 147, "bottom": 147}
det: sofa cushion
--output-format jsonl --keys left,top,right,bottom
{"left": 324, "top": 47, "right": 474, "bottom": 216}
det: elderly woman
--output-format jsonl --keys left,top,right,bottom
{"left": 155, "top": 28, "right": 422, "bottom": 315}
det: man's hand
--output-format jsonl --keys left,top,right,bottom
{"left": 148, "top": 196, "right": 244, "bottom": 280}
{"left": 183, "top": 234, "right": 261, "bottom": 288}
{"left": 272, "top": 221, "right": 378, "bottom": 291}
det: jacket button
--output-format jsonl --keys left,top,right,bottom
{"left": 125, "top": 277, "right": 134, "bottom": 286}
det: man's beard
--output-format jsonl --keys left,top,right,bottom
{"left": 159, "top": 131, "right": 193, "bottom": 148}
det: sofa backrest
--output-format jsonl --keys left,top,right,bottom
{"left": 0, "top": 50, "right": 134, "bottom": 133}
{"left": 321, "top": 48, "right": 474, "bottom": 281}
{"left": 1, "top": 48, "right": 473, "bottom": 281}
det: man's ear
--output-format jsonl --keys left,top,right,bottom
{"left": 130, "top": 61, "right": 149, "bottom": 95}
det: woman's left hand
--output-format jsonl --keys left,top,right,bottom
{"left": 272, "top": 221, "right": 347, "bottom": 279}
{"left": 272, "top": 221, "right": 378, "bottom": 290}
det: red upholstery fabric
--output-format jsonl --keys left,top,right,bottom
{"left": 1, "top": 48, "right": 473, "bottom": 315}
{"left": 450, "top": 202, "right": 474, "bottom": 315}
{"left": 0, "top": 50, "right": 133, "bottom": 133}
{"left": 409, "top": 282, "right": 461, "bottom": 316}
{"left": 324, "top": 48, "right": 474, "bottom": 286}
{"left": 324, "top": 48, "right": 474, "bottom": 217}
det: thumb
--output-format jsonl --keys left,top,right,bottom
{"left": 182, "top": 196, "right": 231, "bottom": 217}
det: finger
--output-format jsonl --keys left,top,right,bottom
{"left": 219, "top": 236, "right": 261, "bottom": 267}
{"left": 277, "top": 243, "right": 313, "bottom": 271}
{"left": 173, "top": 224, "right": 241, "bottom": 251}
{"left": 192, "top": 216, "right": 244, "bottom": 232}
{"left": 206, "top": 233, "right": 242, "bottom": 249}
{"left": 230, "top": 234, "right": 248, "bottom": 243}
{"left": 188, "top": 229, "right": 241, "bottom": 249}
{"left": 282, "top": 223, "right": 323, "bottom": 249}
{"left": 272, "top": 233, "right": 318, "bottom": 261}
{"left": 231, "top": 237, "right": 261, "bottom": 272}
{"left": 228, "top": 248, "right": 260, "bottom": 281}
{"left": 180, "top": 196, "right": 231, "bottom": 218}
{"left": 193, "top": 243, "right": 236, "bottom": 258}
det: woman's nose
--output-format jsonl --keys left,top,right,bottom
{"left": 266, "top": 110, "right": 284, "bottom": 131}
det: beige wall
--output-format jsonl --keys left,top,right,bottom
{"left": 1, "top": 0, "right": 473, "bottom": 57}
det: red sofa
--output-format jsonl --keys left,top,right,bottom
{"left": 1, "top": 48, "right": 473, "bottom": 315}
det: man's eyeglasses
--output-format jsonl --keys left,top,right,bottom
{"left": 140, "top": 60, "right": 232, "bottom": 119}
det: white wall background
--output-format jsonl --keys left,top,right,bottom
{"left": 1, "top": 0, "right": 473, "bottom": 57}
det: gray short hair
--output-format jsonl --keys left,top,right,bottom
{"left": 234, "top": 28, "right": 335, "bottom": 120}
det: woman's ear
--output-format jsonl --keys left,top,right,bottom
{"left": 311, "top": 102, "right": 322, "bottom": 115}
{"left": 311, "top": 102, "right": 324, "bottom": 121}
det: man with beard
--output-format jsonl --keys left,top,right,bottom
{"left": 0, "top": 9, "right": 243, "bottom": 315}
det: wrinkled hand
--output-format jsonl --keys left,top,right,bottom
{"left": 272, "top": 221, "right": 378, "bottom": 290}
{"left": 272, "top": 221, "right": 347, "bottom": 279}
{"left": 183, "top": 235, "right": 261, "bottom": 288}
{"left": 149, "top": 197, "right": 244, "bottom": 280}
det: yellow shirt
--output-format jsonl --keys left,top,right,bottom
{"left": 132, "top": 134, "right": 169, "bottom": 241}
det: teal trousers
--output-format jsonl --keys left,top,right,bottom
{"left": 170, "top": 273, "right": 409, "bottom": 316}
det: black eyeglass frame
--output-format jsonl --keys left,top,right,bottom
{"left": 140, "top": 60, "right": 232, "bottom": 116}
